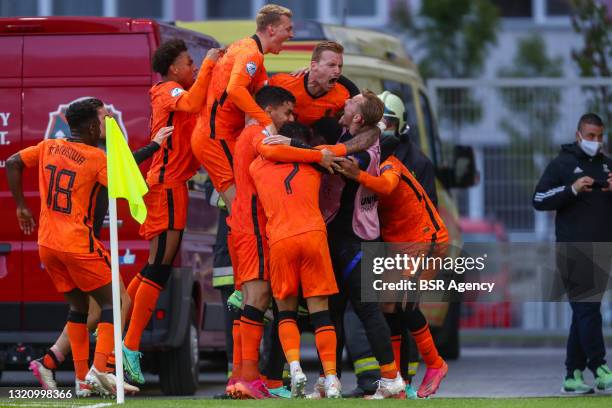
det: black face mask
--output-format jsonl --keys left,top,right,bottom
{"left": 380, "top": 133, "right": 400, "bottom": 162}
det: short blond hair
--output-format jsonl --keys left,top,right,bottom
{"left": 256, "top": 4, "right": 292, "bottom": 32}
{"left": 359, "top": 90, "right": 385, "bottom": 126}
{"left": 312, "top": 41, "right": 344, "bottom": 62}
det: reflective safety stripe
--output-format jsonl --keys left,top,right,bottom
{"left": 408, "top": 361, "right": 420, "bottom": 376}
{"left": 212, "top": 266, "right": 234, "bottom": 287}
{"left": 354, "top": 356, "right": 380, "bottom": 375}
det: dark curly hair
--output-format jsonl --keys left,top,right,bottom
{"left": 152, "top": 39, "right": 188, "bottom": 76}
{"left": 65, "top": 98, "right": 103, "bottom": 131}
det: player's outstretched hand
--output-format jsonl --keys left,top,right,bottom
{"left": 16, "top": 206, "right": 36, "bottom": 235}
{"left": 334, "top": 156, "right": 360, "bottom": 180}
{"left": 153, "top": 126, "right": 174, "bottom": 146}
{"left": 205, "top": 47, "right": 225, "bottom": 62}
{"left": 263, "top": 134, "right": 291, "bottom": 145}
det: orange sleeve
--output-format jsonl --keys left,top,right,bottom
{"left": 251, "top": 133, "right": 322, "bottom": 162}
{"left": 95, "top": 154, "right": 108, "bottom": 187}
{"left": 315, "top": 144, "right": 347, "bottom": 156}
{"left": 257, "top": 144, "right": 323, "bottom": 162}
{"left": 175, "top": 59, "right": 216, "bottom": 113}
{"left": 226, "top": 52, "right": 272, "bottom": 127}
{"left": 357, "top": 169, "right": 400, "bottom": 196}
{"left": 19, "top": 142, "right": 42, "bottom": 168}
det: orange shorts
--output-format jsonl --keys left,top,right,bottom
{"left": 269, "top": 230, "right": 338, "bottom": 300}
{"left": 39, "top": 245, "right": 112, "bottom": 293}
{"left": 140, "top": 183, "right": 188, "bottom": 241}
{"left": 228, "top": 229, "right": 269, "bottom": 290}
{"left": 191, "top": 131, "right": 235, "bottom": 193}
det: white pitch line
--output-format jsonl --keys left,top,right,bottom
{"left": 82, "top": 403, "right": 113, "bottom": 408}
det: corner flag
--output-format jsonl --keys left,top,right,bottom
{"left": 105, "top": 116, "right": 149, "bottom": 403}
{"left": 105, "top": 116, "right": 148, "bottom": 223}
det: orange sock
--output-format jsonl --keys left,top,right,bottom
{"left": 93, "top": 322, "right": 114, "bottom": 373}
{"left": 391, "top": 335, "right": 401, "bottom": 374}
{"left": 42, "top": 346, "right": 63, "bottom": 370}
{"left": 314, "top": 325, "right": 337, "bottom": 376}
{"left": 232, "top": 319, "right": 242, "bottom": 380}
{"left": 380, "top": 362, "right": 398, "bottom": 379}
{"left": 266, "top": 378, "right": 283, "bottom": 389}
{"left": 106, "top": 352, "right": 116, "bottom": 373}
{"left": 240, "top": 306, "right": 265, "bottom": 382}
{"left": 67, "top": 320, "right": 89, "bottom": 381}
{"left": 412, "top": 324, "right": 443, "bottom": 368}
{"left": 278, "top": 318, "right": 300, "bottom": 363}
{"left": 124, "top": 278, "right": 161, "bottom": 351}
{"left": 126, "top": 271, "right": 145, "bottom": 319}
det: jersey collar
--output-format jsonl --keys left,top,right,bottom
{"left": 251, "top": 34, "right": 264, "bottom": 53}
{"left": 303, "top": 72, "right": 329, "bottom": 100}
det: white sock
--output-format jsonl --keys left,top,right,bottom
{"left": 289, "top": 361, "right": 302, "bottom": 375}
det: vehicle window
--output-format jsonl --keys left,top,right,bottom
{"left": 159, "top": 24, "right": 219, "bottom": 67}
{"left": 382, "top": 80, "right": 420, "bottom": 148}
{"left": 418, "top": 90, "right": 444, "bottom": 168}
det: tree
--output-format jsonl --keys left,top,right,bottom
{"left": 570, "top": 0, "right": 612, "bottom": 137}
{"left": 391, "top": 0, "right": 500, "bottom": 134}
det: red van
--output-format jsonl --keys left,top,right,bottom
{"left": 0, "top": 17, "right": 224, "bottom": 395}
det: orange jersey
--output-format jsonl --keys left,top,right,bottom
{"left": 19, "top": 139, "right": 108, "bottom": 253}
{"left": 227, "top": 124, "right": 268, "bottom": 235}
{"left": 146, "top": 81, "right": 201, "bottom": 186}
{"left": 250, "top": 157, "right": 326, "bottom": 246}
{"left": 268, "top": 73, "right": 352, "bottom": 126}
{"left": 198, "top": 35, "right": 270, "bottom": 142}
{"left": 357, "top": 155, "right": 447, "bottom": 243}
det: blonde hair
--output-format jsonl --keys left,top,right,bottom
{"left": 311, "top": 41, "right": 344, "bottom": 62}
{"left": 256, "top": 4, "right": 293, "bottom": 32}
{"left": 359, "top": 90, "right": 385, "bottom": 126}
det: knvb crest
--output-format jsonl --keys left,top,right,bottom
{"left": 44, "top": 97, "right": 128, "bottom": 141}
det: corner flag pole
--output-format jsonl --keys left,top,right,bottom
{"left": 109, "top": 197, "right": 125, "bottom": 403}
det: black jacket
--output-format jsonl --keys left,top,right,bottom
{"left": 533, "top": 142, "right": 612, "bottom": 242}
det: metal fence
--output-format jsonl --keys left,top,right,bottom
{"left": 429, "top": 77, "right": 612, "bottom": 240}
{"left": 428, "top": 78, "right": 612, "bottom": 330}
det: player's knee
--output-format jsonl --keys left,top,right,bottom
{"left": 144, "top": 264, "right": 172, "bottom": 289}
{"left": 67, "top": 310, "right": 88, "bottom": 324}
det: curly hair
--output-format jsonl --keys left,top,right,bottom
{"left": 152, "top": 39, "right": 188, "bottom": 76}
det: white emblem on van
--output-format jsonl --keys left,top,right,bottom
{"left": 246, "top": 62, "right": 257, "bottom": 77}
{"left": 45, "top": 97, "right": 128, "bottom": 141}
{"left": 170, "top": 87, "right": 184, "bottom": 97}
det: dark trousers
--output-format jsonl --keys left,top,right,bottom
{"left": 328, "top": 236, "right": 395, "bottom": 377}
{"left": 557, "top": 243, "right": 609, "bottom": 374}
{"left": 566, "top": 301, "right": 606, "bottom": 374}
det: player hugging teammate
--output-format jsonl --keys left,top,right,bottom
{"left": 7, "top": 3, "right": 450, "bottom": 400}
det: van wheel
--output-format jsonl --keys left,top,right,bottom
{"left": 159, "top": 305, "right": 199, "bottom": 395}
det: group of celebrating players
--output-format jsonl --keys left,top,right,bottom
{"left": 6, "top": 3, "right": 450, "bottom": 400}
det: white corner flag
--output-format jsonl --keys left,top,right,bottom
{"left": 105, "top": 117, "right": 149, "bottom": 403}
